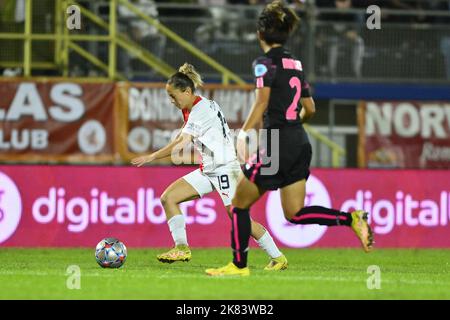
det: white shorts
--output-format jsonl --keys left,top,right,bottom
{"left": 182, "top": 162, "right": 241, "bottom": 207}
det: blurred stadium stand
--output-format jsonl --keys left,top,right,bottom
{"left": 1, "top": 0, "right": 450, "bottom": 83}
{"left": 0, "top": 0, "right": 449, "bottom": 168}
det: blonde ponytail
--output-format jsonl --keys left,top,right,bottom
{"left": 178, "top": 63, "right": 203, "bottom": 89}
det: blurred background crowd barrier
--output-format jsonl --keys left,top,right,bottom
{"left": 2, "top": 0, "right": 450, "bottom": 83}
{"left": 0, "top": 0, "right": 449, "bottom": 169}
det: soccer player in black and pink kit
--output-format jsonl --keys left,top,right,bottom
{"left": 206, "top": 0, "right": 374, "bottom": 276}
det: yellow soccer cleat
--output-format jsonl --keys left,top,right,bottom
{"left": 351, "top": 210, "right": 374, "bottom": 253}
{"left": 156, "top": 245, "right": 192, "bottom": 263}
{"left": 205, "top": 262, "right": 250, "bottom": 277}
{"left": 264, "top": 254, "right": 288, "bottom": 271}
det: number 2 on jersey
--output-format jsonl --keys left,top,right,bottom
{"left": 285, "top": 76, "right": 302, "bottom": 120}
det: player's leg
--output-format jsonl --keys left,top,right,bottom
{"left": 279, "top": 179, "right": 374, "bottom": 252}
{"left": 224, "top": 205, "right": 288, "bottom": 271}
{"left": 160, "top": 177, "right": 200, "bottom": 221}
{"left": 206, "top": 164, "right": 285, "bottom": 270}
{"left": 214, "top": 168, "right": 280, "bottom": 267}
{"left": 223, "top": 206, "right": 264, "bottom": 242}
{"left": 157, "top": 170, "right": 212, "bottom": 263}
{"left": 206, "top": 175, "right": 265, "bottom": 276}
{"left": 218, "top": 169, "right": 286, "bottom": 270}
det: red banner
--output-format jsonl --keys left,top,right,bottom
{"left": 0, "top": 79, "right": 117, "bottom": 163}
{"left": 358, "top": 101, "right": 450, "bottom": 168}
{"left": 0, "top": 80, "right": 255, "bottom": 164}
{"left": 1, "top": 165, "right": 449, "bottom": 248}
{"left": 116, "top": 83, "right": 254, "bottom": 162}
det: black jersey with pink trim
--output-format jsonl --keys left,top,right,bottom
{"left": 252, "top": 46, "right": 311, "bottom": 130}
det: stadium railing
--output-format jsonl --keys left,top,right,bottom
{"left": 0, "top": 0, "right": 245, "bottom": 84}
{"left": 2, "top": 2, "right": 450, "bottom": 83}
{"left": 13, "top": 1, "right": 450, "bottom": 167}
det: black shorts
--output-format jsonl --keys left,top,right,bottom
{"left": 242, "top": 127, "right": 312, "bottom": 190}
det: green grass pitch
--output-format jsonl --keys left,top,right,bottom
{"left": 0, "top": 248, "right": 449, "bottom": 299}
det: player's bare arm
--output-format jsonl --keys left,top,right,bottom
{"left": 299, "top": 97, "right": 316, "bottom": 124}
{"left": 131, "top": 133, "right": 193, "bottom": 167}
{"left": 241, "top": 87, "right": 271, "bottom": 132}
{"left": 237, "top": 87, "right": 270, "bottom": 161}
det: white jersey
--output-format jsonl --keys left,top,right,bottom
{"left": 181, "top": 96, "right": 236, "bottom": 173}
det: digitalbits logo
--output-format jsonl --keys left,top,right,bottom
{"left": 266, "top": 175, "right": 330, "bottom": 248}
{"left": 0, "top": 172, "right": 22, "bottom": 244}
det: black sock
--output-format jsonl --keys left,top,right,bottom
{"left": 289, "top": 206, "right": 352, "bottom": 227}
{"left": 231, "top": 207, "right": 251, "bottom": 268}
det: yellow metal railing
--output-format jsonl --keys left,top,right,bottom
{"left": 108, "top": 0, "right": 117, "bottom": 80}
{"left": 68, "top": 41, "right": 126, "bottom": 81}
{"left": 66, "top": 0, "right": 175, "bottom": 79}
{"left": 117, "top": 0, "right": 245, "bottom": 85}
{"left": 114, "top": 1, "right": 344, "bottom": 164}
{"left": 0, "top": 0, "right": 245, "bottom": 83}
{"left": 24, "top": 0, "right": 32, "bottom": 76}
{"left": 0, "top": 0, "right": 345, "bottom": 167}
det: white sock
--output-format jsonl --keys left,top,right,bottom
{"left": 167, "top": 215, "right": 188, "bottom": 246}
{"left": 256, "top": 231, "right": 282, "bottom": 259}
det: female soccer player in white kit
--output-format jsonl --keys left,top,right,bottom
{"left": 132, "top": 63, "right": 287, "bottom": 270}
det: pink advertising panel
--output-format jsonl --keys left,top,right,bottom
{"left": 0, "top": 165, "right": 448, "bottom": 248}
